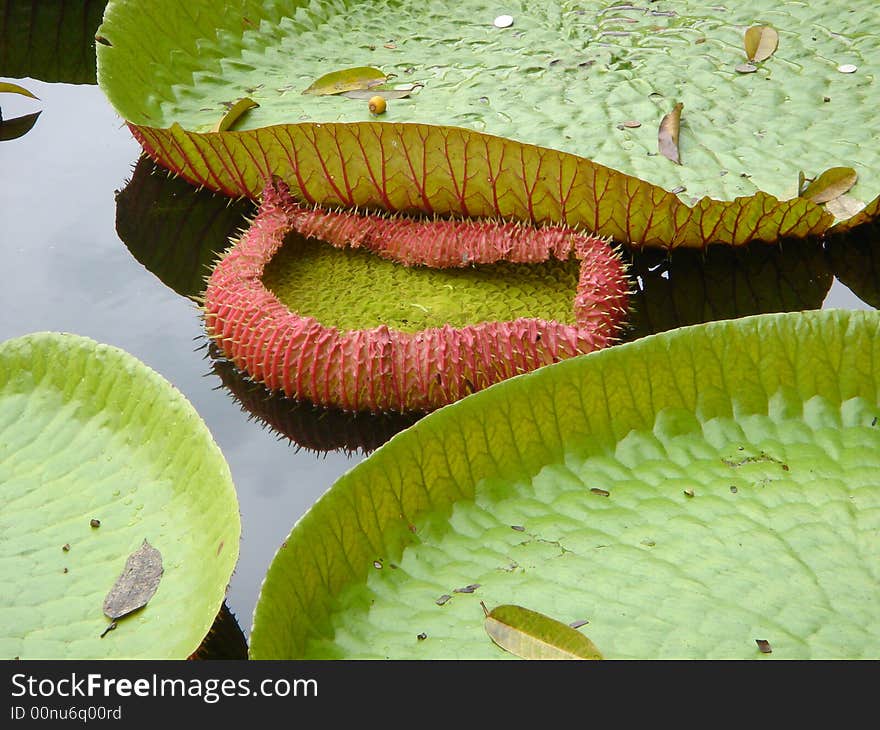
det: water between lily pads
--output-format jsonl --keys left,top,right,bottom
{"left": 0, "top": 80, "right": 872, "bottom": 639}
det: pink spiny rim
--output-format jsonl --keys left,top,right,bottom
{"left": 204, "top": 179, "right": 630, "bottom": 413}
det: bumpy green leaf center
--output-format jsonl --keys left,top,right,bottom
{"left": 264, "top": 235, "right": 580, "bottom": 332}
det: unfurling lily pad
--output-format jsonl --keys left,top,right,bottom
{"left": 483, "top": 603, "right": 603, "bottom": 660}
{"left": 103, "top": 540, "right": 164, "bottom": 621}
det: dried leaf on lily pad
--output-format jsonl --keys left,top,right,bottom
{"left": 103, "top": 540, "right": 164, "bottom": 621}
{"left": 341, "top": 84, "right": 423, "bottom": 100}
{"left": 744, "top": 26, "right": 779, "bottom": 62}
{"left": 800, "top": 167, "right": 858, "bottom": 204}
{"left": 824, "top": 194, "right": 866, "bottom": 221}
{"left": 483, "top": 603, "right": 603, "bottom": 660}
{"left": 658, "top": 102, "right": 683, "bottom": 165}
{"left": 212, "top": 97, "right": 259, "bottom": 132}
{"left": 302, "top": 66, "right": 388, "bottom": 96}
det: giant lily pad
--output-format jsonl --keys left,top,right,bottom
{"left": 96, "top": 0, "right": 880, "bottom": 245}
{"left": 250, "top": 309, "right": 880, "bottom": 659}
{"left": 0, "top": 333, "right": 240, "bottom": 659}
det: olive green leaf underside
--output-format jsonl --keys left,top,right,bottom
{"left": 0, "top": 333, "right": 240, "bottom": 659}
{"left": 250, "top": 310, "right": 880, "bottom": 659}
{"left": 96, "top": 0, "right": 880, "bottom": 205}
{"left": 131, "top": 121, "right": 849, "bottom": 249}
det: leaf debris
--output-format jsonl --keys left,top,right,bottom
{"left": 453, "top": 584, "right": 481, "bottom": 594}
{"left": 212, "top": 97, "right": 259, "bottom": 132}
{"left": 756, "top": 639, "right": 772, "bottom": 654}
{"left": 658, "top": 102, "right": 683, "bottom": 165}
{"left": 799, "top": 167, "right": 858, "bottom": 204}
{"left": 744, "top": 26, "right": 779, "bottom": 63}
{"left": 302, "top": 66, "right": 388, "bottom": 96}
{"left": 483, "top": 604, "right": 603, "bottom": 659}
{"left": 102, "top": 539, "right": 164, "bottom": 621}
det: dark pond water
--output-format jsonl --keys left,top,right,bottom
{"left": 1, "top": 76, "right": 875, "bottom": 649}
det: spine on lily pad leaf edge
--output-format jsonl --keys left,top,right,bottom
{"left": 204, "top": 180, "right": 630, "bottom": 413}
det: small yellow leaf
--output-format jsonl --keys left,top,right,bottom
{"left": 0, "top": 81, "right": 39, "bottom": 100}
{"left": 800, "top": 167, "right": 858, "bottom": 204}
{"left": 658, "top": 102, "right": 683, "bottom": 165}
{"left": 744, "top": 25, "right": 779, "bottom": 62}
{"left": 483, "top": 603, "right": 603, "bottom": 660}
{"left": 212, "top": 98, "right": 259, "bottom": 132}
{"left": 302, "top": 67, "right": 388, "bottom": 96}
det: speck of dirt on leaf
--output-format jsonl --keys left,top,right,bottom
{"left": 671, "top": 185, "right": 687, "bottom": 194}
{"left": 683, "top": 488, "right": 695, "bottom": 498}
{"left": 640, "top": 539, "right": 656, "bottom": 547}
{"left": 871, "top": 416, "right": 878, "bottom": 427}
{"left": 621, "top": 120, "right": 641, "bottom": 128}
{"left": 62, "top": 568, "right": 68, "bottom": 574}
{"left": 373, "top": 560, "right": 383, "bottom": 569}
{"left": 730, "top": 485, "right": 738, "bottom": 494}
{"left": 735, "top": 63, "right": 757, "bottom": 74}
{"left": 435, "top": 594, "right": 451, "bottom": 606}
{"left": 90, "top": 519, "right": 101, "bottom": 528}
{"left": 62, "top": 543, "right": 70, "bottom": 552}
{"left": 417, "top": 632, "right": 427, "bottom": 641}
{"left": 756, "top": 639, "right": 772, "bottom": 654}
{"left": 454, "top": 584, "right": 481, "bottom": 594}
{"left": 510, "top": 525, "right": 525, "bottom": 532}
{"left": 569, "top": 619, "right": 590, "bottom": 629}
{"left": 590, "top": 488, "right": 610, "bottom": 497}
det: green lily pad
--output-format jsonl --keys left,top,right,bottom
{"left": 97, "top": 0, "right": 880, "bottom": 205}
{"left": 250, "top": 309, "right": 880, "bottom": 659}
{"left": 0, "top": 333, "right": 240, "bottom": 659}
